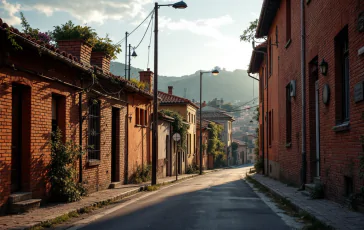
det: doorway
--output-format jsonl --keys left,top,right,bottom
{"left": 309, "top": 57, "right": 320, "bottom": 179}
{"left": 111, "top": 108, "right": 120, "bottom": 182}
{"left": 11, "top": 84, "right": 31, "bottom": 193}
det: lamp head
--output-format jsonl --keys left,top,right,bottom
{"left": 132, "top": 50, "right": 137, "bottom": 58}
{"left": 172, "top": 1, "right": 188, "bottom": 9}
{"left": 212, "top": 69, "right": 219, "bottom": 76}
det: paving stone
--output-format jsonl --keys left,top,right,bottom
{"left": 251, "top": 174, "right": 364, "bottom": 230}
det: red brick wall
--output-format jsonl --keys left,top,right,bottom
{"left": 0, "top": 41, "right": 127, "bottom": 212}
{"left": 91, "top": 52, "right": 111, "bottom": 74}
{"left": 260, "top": 0, "right": 364, "bottom": 203}
{"left": 58, "top": 40, "right": 92, "bottom": 66}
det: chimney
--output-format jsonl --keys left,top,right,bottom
{"left": 91, "top": 52, "right": 111, "bottom": 74}
{"left": 168, "top": 86, "right": 173, "bottom": 95}
{"left": 57, "top": 40, "right": 92, "bottom": 66}
{"left": 202, "top": 101, "right": 206, "bottom": 107}
{"left": 139, "top": 68, "right": 154, "bottom": 92}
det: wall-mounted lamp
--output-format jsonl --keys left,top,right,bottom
{"left": 319, "top": 59, "right": 328, "bottom": 76}
{"left": 128, "top": 114, "right": 133, "bottom": 122}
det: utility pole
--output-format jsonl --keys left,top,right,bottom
{"left": 152, "top": 2, "right": 159, "bottom": 185}
{"left": 128, "top": 44, "right": 131, "bottom": 81}
{"left": 125, "top": 32, "right": 128, "bottom": 80}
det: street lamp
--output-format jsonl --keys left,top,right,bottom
{"left": 127, "top": 45, "right": 137, "bottom": 80}
{"left": 152, "top": 1, "right": 187, "bottom": 185}
{"left": 199, "top": 69, "right": 219, "bottom": 175}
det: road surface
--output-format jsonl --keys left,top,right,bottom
{"left": 68, "top": 166, "right": 292, "bottom": 230}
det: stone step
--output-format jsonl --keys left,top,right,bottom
{"left": 109, "top": 182, "right": 122, "bottom": 189}
{"left": 8, "top": 192, "right": 32, "bottom": 204}
{"left": 301, "top": 190, "right": 311, "bottom": 197}
{"left": 305, "top": 183, "right": 316, "bottom": 193}
{"left": 10, "top": 199, "right": 41, "bottom": 214}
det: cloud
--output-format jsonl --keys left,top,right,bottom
{"left": 0, "top": 0, "right": 154, "bottom": 25}
{"left": 0, "top": 0, "right": 21, "bottom": 25}
{"left": 160, "top": 15, "right": 234, "bottom": 41}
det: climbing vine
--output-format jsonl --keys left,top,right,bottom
{"left": 207, "top": 122, "right": 226, "bottom": 167}
{"left": 160, "top": 110, "right": 189, "bottom": 151}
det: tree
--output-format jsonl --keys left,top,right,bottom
{"left": 240, "top": 19, "right": 258, "bottom": 43}
{"left": 232, "top": 142, "right": 239, "bottom": 165}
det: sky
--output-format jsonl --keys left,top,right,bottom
{"left": 0, "top": 0, "right": 263, "bottom": 77}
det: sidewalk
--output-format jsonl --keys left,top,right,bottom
{"left": 0, "top": 171, "right": 219, "bottom": 230}
{"left": 250, "top": 174, "right": 364, "bottom": 230}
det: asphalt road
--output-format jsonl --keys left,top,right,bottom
{"left": 74, "top": 166, "right": 291, "bottom": 230}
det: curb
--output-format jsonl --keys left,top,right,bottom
{"left": 246, "top": 175, "right": 334, "bottom": 229}
{"left": 23, "top": 172, "right": 216, "bottom": 230}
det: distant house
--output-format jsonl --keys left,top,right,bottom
{"left": 232, "top": 139, "right": 247, "bottom": 165}
{"left": 158, "top": 86, "right": 199, "bottom": 174}
{"left": 200, "top": 106, "right": 235, "bottom": 166}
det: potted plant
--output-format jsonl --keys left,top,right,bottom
{"left": 51, "top": 21, "right": 97, "bottom": 64}
{"left": 91, "top": 35, "right": 121, "bottom": 73}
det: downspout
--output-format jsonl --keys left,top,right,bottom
{"left": 248, "top": 48, "right": 267, "bottom": 175}
{"left": 79, "top": 78, "right": 83, "bottom": 183}
{"left": 125, "top": 99, "right": 129, "bottom": 184}
{"left": 300, "top": 0, "right": 307, "bottom": 188}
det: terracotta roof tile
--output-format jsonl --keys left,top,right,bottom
{"left": 0, "top": 18, "right": 153, "bottom": 98}
{"left": 158, "top": 91, "right": 199, "bottom": 109}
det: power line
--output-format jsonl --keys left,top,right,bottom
{"left": 135, "top": 11, "right": 154, "bottom": 50}
{"left": 114, "top": 9, "right": 155, "bottom": 46}
{"left": 147, "top": 12, "right": 154, "bottom": 69}
{"left": 225, "top": 105, "right": 259, "bottom": 113}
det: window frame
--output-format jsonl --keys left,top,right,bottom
{"left": 88, "top": 99, "right": 101, "bottom": 161}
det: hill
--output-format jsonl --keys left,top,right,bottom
{"left": 109, "top": 62, "right": 258, "bottom": 103}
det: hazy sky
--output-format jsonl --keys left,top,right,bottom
{"left": 0, "top": 0, "right": 263, "bottom": 76}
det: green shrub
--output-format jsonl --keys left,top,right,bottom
{"left": 186, "top": 164, "right": 199, "bottom": 174}
{"left": 93, "top": 35, "right": 122, "bottom": 59}
{"left": 254, "top": 155, "right": 264, "bottom": 173}
{"left": 130, "top": 165, "right": 152, "bottom": 184}
{"left": 130, "top": 78, "right": 149, "bottom": 90}
{"left": 51, "top": 21, "right": 98, "bottom": 47}
{"left": 48, "top": 129, "right": 86, "bottom": 202}
{"left": 214, "top": 151, "right": 227, "bottom": 168}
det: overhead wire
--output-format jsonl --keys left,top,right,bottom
{"left": 134, "top": 10, "right": 154, "bottom": 50}
{"left": 114, "top": 9, "right": 155, "bottom": 46}
{"left": 147, "top": 12, "right": 154, "bottom": 69}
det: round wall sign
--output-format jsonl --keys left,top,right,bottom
{"left": 322, "top": 84, "right": 330, "bottom": 105}
{"left": 173, "top": 133, "right": 181, "bottom": 142}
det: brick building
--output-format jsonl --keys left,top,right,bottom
{"left": 249, "top": 0, "right": 364, "bottom": 203}
{"left": 0, "top": 19, "right": 154, "bottom": 213}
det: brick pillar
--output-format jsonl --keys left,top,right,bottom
{"left": 57, "top": 40, "right": 92, "bottom": 66}
{"left": 91, "top": 52, "right": 111, "bottom": 74}
{"left": 168, "top": 86, "right": 173, "bottom": 95}
{"left": 139, "top": 68, "right": 154, "bottom": 92}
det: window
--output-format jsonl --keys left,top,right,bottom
{"left": 268, "top": 110, "right": 272, "bottom": 146}
{"left": 136, "top": 108, "right": 140, "bottom": 125}
{"left": 144, "top": 110, "right": 148, "bottom": 126}
{"left": 286, "top": 85, "right": 292, "bottom": 143}
{"left": 51, "top": 94, "right": 66, "bottom": 140}
{"left": 88, "top": 99, "right": 101, "bottom": 160}
{"left": 286, "top": 0, "right": 291, "bottom": 42}
{"left": 140, "top": 109, "right": 145, "bottom": 126}
{"left": 269, "top": 38, "right": 273, "bottom": 76}
{"left": 335, "top": 26, "right": 350, "bottom": 123}
{"left": 194, "top": 134, "right": 196, "bottom": 154}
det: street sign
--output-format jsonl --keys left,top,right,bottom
{"left": 172, "top": 133, "right": 181, "bottom": 142}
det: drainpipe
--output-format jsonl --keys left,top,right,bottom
{"left": 300, "top": 0, "right": 307, "bottom": 188}
{"left": 125, "top": 102, "right": 129, "bottom": 184}
{"left": 78, "top": 79, "right": 83, "bottom": 183}
{"left": 248, "top": 47, "right": 267, "bottom": 175}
